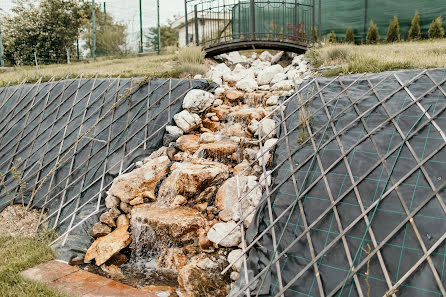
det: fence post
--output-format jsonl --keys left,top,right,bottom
{"left": 157, "top": 0, "right": 161, "bottom": 54}
{"left": 312, "top": 0, "right": 315, "bottom": 43}
{"left": 194, "top": 5, "right": 199, "bottom": 46}
{"left": 363, "top": 0, "right": 368, "bottom": 42}
{"left": 139, "top": 0, "right": 143, "bottom": 53}
{"left": 0, "top": 24, "right": 4, "bottom": 67}
{"left": 185, "top": 0, "right": 189, "bottom": 45}
{"left": 250, "top": 0, "right": 255, "bottom": 39}
{"left": 318, "top": 0, "right": 322, "bottom": 41}
{"left": 92, "top": 0, "right": 96, "bottom": 60}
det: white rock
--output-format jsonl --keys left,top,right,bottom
{"left": 271, "top": 80, "right": 294, "bottom": 91}
{"left": 105, "top": 195, "right": 120, "bottom": 209}
{"left": 183, "top": 89, "right": 214, "bottom": 113}
{"left": 257, "top": 64, "right": 284, "bottom": 85}
{"left": 292, "top": 55, "right": 304, "bottom": 66}
{"left": 197, "top": 258, "right": 219, "bottom": 270}
{"left": 231, "top": 271, "right": 240, "bottom": 281}
{"left": 166, "top": 125, "right": 184, "bottom": 138}
{"left": 207, "top": 221, "right": 242, "bottom": 247}
{"left": 250, "top": 60, "right": 272, "bottom": 76}
{"left": 200, "top": 132, "right": 216, "bottom": 143}
{"left": 266, "top": 95, "right": 279, "bottom": 106}
{"left": 257, "top": 118, "right": 276, "bottom": 138}
{"left": 270, "top": 73, "right": 287, "bottom": 85}
{"left": 227, "top": 51, "right": 245, "bottom": 64}
{"left": 271, "top": 51, "right": 284, "bottom": 64}
{"left": 248, "top": 119, "right": 259, "bottom": 134}
{"left": 213, "top": 99, "right": 223, "bottom": 106}
{"left": 287, "top": 69, "right": 299, "bottom": 81}
{"left": 236, "top": 78, "right": 258, "bottom": 92}
{"left": 194, "top": 74, "right": 202, "bottom": 79}
{"left": 214, "top": 87, "right": 225, "bottom": 97}
{"left": 259, "top": 51, "right": 273, "bottom": 62}
{"left": 257, "top": 138, "right": 278, "bottom": 166}
{"left": 174, "top": 110, "right": 202, "bottom": 133}
{"left": 259, "top": 170, "right": 272, "bottom": 188}
{"left": 227, "top": 249, "right": 244, "bottom": 272}
{"left": 226, "top": 66, "right": 255, "bottom": 82}
{"left": 258, "top": 85, "right": 271, "bottom": 91}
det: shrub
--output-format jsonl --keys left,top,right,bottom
{"left": 408, "top": 11, "right": 421, "bottom": 40}
{"left": 326, "top": 47, "right": 350, "bottom": 64}
{"left": 327, "top": 31, "right": 337, "bottom": 43}
{"left": 305, "top": 49, "right": 323, "bottom": 68}
{"left": 428, "top": 17, "right": 445, "bottom": 39}
{"left": 366, "top": 21, "right": 380, "bottom": 44}
{"left": 345, "top": 26, "right": 355, "bottom": 43}
{"left": 311, "top": 27, "right": 319, "bottom": 43}
{"left": 177, "top": 45, "right": 206, "bottom": 64}
{"left": 386, "top": 16, "right": 401, "bottom": 42}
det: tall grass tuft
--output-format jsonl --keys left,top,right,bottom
{"left": 177, "top": 45, "right": 206, "bottom": 65}
{"left": 327, "top": 31, "right": 337, "bottom": 43}
{"left": 428, "top": 17, "right": 445, "bottom": 39}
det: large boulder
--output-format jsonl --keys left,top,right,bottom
{"left": 174, "top": 110, "right": 202, "bottom": 133}
{"left": 131, "top": 205, "right": 207, "bottom": 243}
{"left": 256, "top": 64, "right": 284, "bottom": 85}
{"left": 227, "top": 51, "right": 245, "bottom": 64}
{"left": 257, "top": 138, "right": 278, "bottom": 166}
{"left": 236, "top": 78, "right": 258, "bottom": 92}
{"left": 176, "top": 134, "right": 201, "bottom": 153}
{"left": 256, "top": 118, "right": 277, "bottom": 139}
{"left": 108, "top": 156, "right": 170, "bottom": 203}
{"left": 183, "top": 89, "right": 214, "bottom": 113}
{"left": 207, "top": 221, "right": 242, "bottom": 247}
{"left": 158, "top": 161, "right": 229, "bottom": 201}
{"left": 201, "top": 141, "right": 239, "bottom": 158}
{"left": 259, "top": 51, "right": 274, "bottom": 62}
{"left": 85, "top": 224, "right": 132, "bottom": 266}
{"left": 271, "top": 80, "right": 294, "bottom": 91}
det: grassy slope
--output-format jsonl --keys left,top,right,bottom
{"left": 306, "top": 39, "right": 446, "bottom": 76}
{"left": 0, "top": 234, "right": 70, "bottom": 297}
{"left": 0, "top": 54, "right": 179, "bottom": 87}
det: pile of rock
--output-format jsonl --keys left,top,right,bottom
{"left": 84, "top": 51, "right": 311, "bottom": 297}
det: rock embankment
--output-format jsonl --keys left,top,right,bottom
{"left": 84, "top": 50, "right": 312, "bottom": 297}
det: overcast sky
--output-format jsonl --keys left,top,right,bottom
{"left": 1, "top": 0, "right": 186, "bottom": 50}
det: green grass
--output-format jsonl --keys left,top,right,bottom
{"left": 0, "top": 232, "right": 70, "bottom": 297}
{"left": 0, "top": 53, "right": 183, "bottom": 87}
{"left": 307, "top": 39, "right": 446, "bottom": 76}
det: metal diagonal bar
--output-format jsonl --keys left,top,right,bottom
{"left": 230, "top": 105, "right": 446, "bottom": 297}
{"left": 324, "top": 182, "right": 446, "bottom": 297}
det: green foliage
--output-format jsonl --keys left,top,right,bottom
{"left": 305, "top": 49, "right": 323, "bottom": 68}
{"left": 146, "top": 26, "right": 178, "bottom": 52}
{"left": 386, "top": 16, "right": 401, "bottom": 42}
{"left": 345, "top": 26, "right": 355, "bottom": 44}
{"left": 82, "top": 3, "right": 127, "bottom": 57}
{"left": 311, "top": 27, "right": 319, "bottom": 43}
{"left": 366, "top": 21, "right": 380, "bottom": 44}
{"left": 0, "top": 234, "right": 69, "bottom": 297}
{"left": 408, "top": 11, "right": 421, "bottom": 40}
{"left": 326, "top": 47, "right": 350, "bottom": 63}
{"left": 2, "top": 0, "right": 84, "bottom": 65}
{"left": 327, "top": 30, "right": 337, "bottom": 43}
{"left": 178, "top": 45, "right": 206, "bottom": 65}
{"left": 428, "top": 17, "right": 445, "bottom": 39}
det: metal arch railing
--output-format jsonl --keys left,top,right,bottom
{"left": 184, "top": 0, "right": 320, "bottom": 53}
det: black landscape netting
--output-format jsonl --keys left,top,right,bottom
{"left": 0, "top": 76, "right": 214, "bottom": 260}
{"left": 229, "top": 69, "right": 446, "bottom": 297}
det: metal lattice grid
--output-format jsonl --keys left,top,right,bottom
{"left": 225, "top": 69, "right": 446, "bottom": 297}
{"left": 0, "top": 76, "right": 212, "bottom": 250}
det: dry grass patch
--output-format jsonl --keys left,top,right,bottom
{"left": 0, "top": 54, "right": 180, "bottom": 87}
{"left": 307, "top": 39, "right": 446, "bottom": 76}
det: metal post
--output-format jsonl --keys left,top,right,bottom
{"left": 92, "top": 0, "right": 96, "bottom": 60}
{"left": 318, "top": 0, "right": 321, "bottom": 42}
{"left": 184, "top": 0, "right": 189, "bottom": 45}
{"left": 250, "top": 0, "right": 255, "bottom": 39}
{"left": 0, "top": 24, "right": 4, "bottom": 67}
{"left": 103, "top": 1, "right": 106, "bottom": 14}
{"left": 194, "top": 5, "right": 199, "bottom": 46}
{"left": 157, "top": 0, "right": 161, "bottom": 54}
{"left": 139, "top": 0, "right": 143, "bottom": 53}
{"left": 76, "top": 38, "right": 80, "bottom": 60}
{"left": 363, "top": 0, "right": 368, "bottom": 42}
{"left": 312, "top": 0, "right": 315, "bottom": 43}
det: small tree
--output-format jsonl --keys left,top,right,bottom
{"left": 345, "top": 26, "right": 355, "bottom": 43}
{"left": 327, "top": 31, "right": 337, "bottom": 43}
{"left": 146, "top": 26, "right": 178, "bottom": 52}
{"left": 408, "top": 11, "right": 421, "bottom": 40}
{"left": 366, "top": 21, "right": 380, "bottom": 44}
{"left": 428, "top": 17, "right": 445, "bottom": 39}
{"left": 386, "top": 16, "right": 401, "bottom": 42}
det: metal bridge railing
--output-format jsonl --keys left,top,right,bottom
{"left": 185, "top": 0, "right": 319, "bottom": 52}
